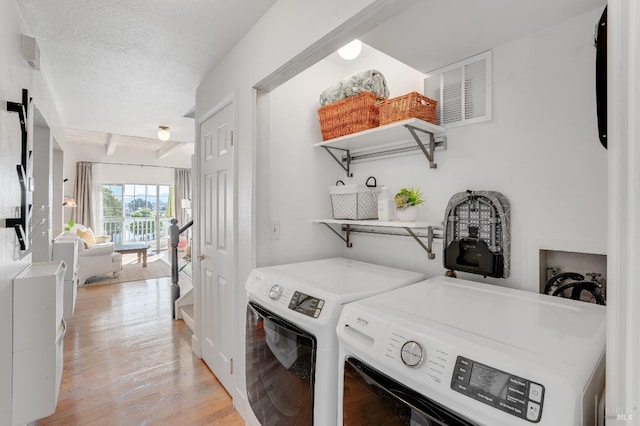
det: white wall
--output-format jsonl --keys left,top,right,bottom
{"left": 607, "top": 0, "right": 640, "bottom": 419}
{"left": 61, "top": 141, "right": 192, "bottom": 225}
{"left": 261, "top": 47, "right": 425, "bottom": 266}
{"left": 196, "top": 0, "right": 413, "bottom": 421}
{"left": 63, "top": 141, "right": 191, "bottom": 185}
{"left": 52, "top": 149, "right": 64, "bottom": 237}
{"left": 32, "top": 124, "right": 53, "bottom": 262}
{"left": 0, "top": 1, "right": 66, "bottom": 422}
{"left": 266, "top": 7, "right": 607, "bottom": 293}
{"left": 198, "top": 1, "right": 607, "bottom": 422}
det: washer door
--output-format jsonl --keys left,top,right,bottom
{"left": 343, "top": 357, "right": 478, "bottom": 426}
{"left": 246, "top": 302, "right": 317, "bottom": 426}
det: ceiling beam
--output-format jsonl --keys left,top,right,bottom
{"left": 106, "top": 134, "right": 119, "bottom": 155}
{"left": 157, "top": 141, "right": 185, "bottom": 159}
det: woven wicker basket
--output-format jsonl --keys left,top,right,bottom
{"left": 317, "top": 91, "right": 384, "bottom": 141}
{"left": 378, "top": 91, "right": 437, "bottom": 125}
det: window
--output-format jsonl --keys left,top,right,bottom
{"left": 101, "top": 184, "right": 173, "bottom": 252}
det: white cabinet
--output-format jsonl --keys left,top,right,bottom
{"left": 53, "top": 234, "right": 80, "bottom": 318}
{"left": 12, "top": 261, "right": 66, "bottom": 425}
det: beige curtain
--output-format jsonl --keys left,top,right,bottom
{"left": 165, "top": 186, "right": 175, "bottom": 218}
{"left": 72, "top": 162, "right": 96, "bottom": 229}
{"left": 174, "top": 168, "right": 191, "bottom": 226}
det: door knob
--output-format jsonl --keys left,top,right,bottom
{"left": 197, "top": 255, "right": 205, "bottom": 260}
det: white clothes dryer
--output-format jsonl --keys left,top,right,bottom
{"left": 245, "top": 257, "right": 424, "bottom": 426}
{"left": 337, "top": 276, "right": 606, "bottom": 425}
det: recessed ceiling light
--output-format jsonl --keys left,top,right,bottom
{"left": 337, "top": 39, "right": 362, "bottom": 60}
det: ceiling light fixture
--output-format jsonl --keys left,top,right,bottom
{"left": 157, "top": 126, "right": 170, "bottom": 141}
{"left": 337, "top": 39, "right": 362, "bottom": 60}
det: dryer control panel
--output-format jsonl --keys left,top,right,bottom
{"left": 288, "top": 291, "right": 324, "bottom": 318}
{"left": 451, "top": 356, "right": 545, "bottom": 423}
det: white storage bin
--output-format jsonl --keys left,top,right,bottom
{"left": 329, "top": 177, "right": 380, "bottom": 220}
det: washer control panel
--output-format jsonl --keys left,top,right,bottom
{"left": 288, "top": 291, "right": 324, "bottom": 318}
{"left": 451, "top": 356, "right": 545, "bottom": 423}
{"left": 400, "top": 341, "right": 424, "bottom": 367}
{"left": 382, "top": 328, "right": 449, "bottom": 385}
{"left": 268, "top": 284, "right": 283, "bottom": 300}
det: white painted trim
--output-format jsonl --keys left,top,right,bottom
{"left": 233, "top": 389, "right": 260, "bottom": 426}
{"left": 251, "top": 86, "right": 262, "bottom": 273}
{"left": 105, "top": 134, "right": 118, "bottom": 156}
{"left": 191, "top": 119, "right": 202, "bottom": 358}
{"left": 190, "top": 334, "right": 201, "bottom": 359}
{"left": 191, "top": 145, "right": 202, "bottom": 358}
{"left": 253, "top": 0, "right": 416, "bottom": 92}
{"left": 198, "top": 92, "right": 236, "bottom": 125}
{"left": 230, "top": 86, "right": 262, "bottom": 417}
{"left": 607, "top": 0, "right": 640, "bottom": 422}
{"left": 156, "top": 141, "right": 185, "bottom": 159}
{"left": 230, "top": 87, "right": 239, "bottom": 390}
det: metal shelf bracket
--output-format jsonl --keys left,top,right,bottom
{"left": 320, "top": 222, "right": 352, "bottom": 247}
{"left": 317, "top": 221, "right": 440, "bottom": 259}
{"left": 404, "top": 226, "right": 436, "bottom": 259}
{"left": 321, "top": 145, "right": 352, "bottom": 177}
{"left": 405, "top": 124, "right": 446, "bottom": 169}
{"left": 320, "top": 123, "right": 446, "bottom": 176}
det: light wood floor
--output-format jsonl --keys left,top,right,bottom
{"left": 33, "top": 274, "right": 244, "bottom": 425}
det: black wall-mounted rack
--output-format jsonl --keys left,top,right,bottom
{"left": 5, "top": 88, "right": 30, "bottom": 250}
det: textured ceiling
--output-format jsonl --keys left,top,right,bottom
{"left": 361, "top": 0, "right": 607, "bottom": 74}
{"left": 17, "top": 0, "right": 606, "bottom": 156}
{"left": 16, "top": 0, "right": 276, "bottom": 150}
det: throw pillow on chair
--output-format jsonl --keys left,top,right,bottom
{"left": 76, "top": 228, "right": 97, "bottom": 248}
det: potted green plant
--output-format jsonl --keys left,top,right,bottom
{"left": 394, "top": 187, "right": 424, "bottom": 221}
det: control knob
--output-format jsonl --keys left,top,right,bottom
{"left": 401, "top": 341, "right": 424, "bottom": 367}
{"left": 269, "top": 284, "right": 283, "bottom": 300}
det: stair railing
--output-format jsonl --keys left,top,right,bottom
{"left": 170, "top": 218, "right": 193, "bottom": 319}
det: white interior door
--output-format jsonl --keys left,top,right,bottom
{"left": 199, "top": 96, "right": 236, "bottom": 393}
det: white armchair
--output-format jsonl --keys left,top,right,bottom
{"left": 67, "top": 225, "right": 122, "bottom": 285}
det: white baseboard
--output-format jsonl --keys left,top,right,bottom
{"left": 234, "top": 387, "right": 260, "bottom": 426}
{"left": 191, "top": 334, "right": 201, "bottom": 358}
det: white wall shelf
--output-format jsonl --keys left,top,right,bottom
{"left": 313, "top": 218, "right": 443, "bottom": 259}
{"left": 313, "top": 118, "right": 447, "bottom": 176}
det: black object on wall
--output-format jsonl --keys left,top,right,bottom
{"left": 5, "top": 88, "right": 30, "bottom": 251}
{"left": 595, "top": 6, "right": 607, "bottom": 149}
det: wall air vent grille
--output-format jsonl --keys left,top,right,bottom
{"left": 424, "top": 50, "right": 492, "bottom": 128}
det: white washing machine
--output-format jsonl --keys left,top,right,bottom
{"left": 245, "top": 257, "right": 425, "bottom": 426}
{"left": 337, "top": 276, "right": 606, "bottom": 425}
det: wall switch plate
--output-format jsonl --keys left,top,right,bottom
{"left": 270, "top": 221, "right": 280, "bottom": 240}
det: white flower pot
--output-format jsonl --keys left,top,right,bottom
{"left": 396, "top": 205, "right": 418, "bottom": 221}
